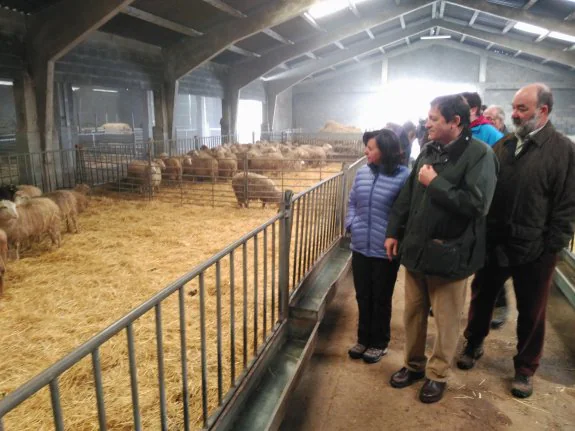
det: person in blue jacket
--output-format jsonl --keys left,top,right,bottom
{"left": 345, "top": 129, "right": 410, "bottom": 363}
{"left": 461, "top": 92, "right": 504, "bottom": 147}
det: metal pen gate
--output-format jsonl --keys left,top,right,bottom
{"left": 0, "top": 158, "right": 366, "bottom": 430}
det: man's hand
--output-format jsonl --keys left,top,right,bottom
{"left": 384, "top": 238, "right": 398, "bottom": 261}
{"left": 418, "top": 164, "right": 438, "bottom": 187}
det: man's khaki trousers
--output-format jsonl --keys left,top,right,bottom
{"left": 403, "top": 270, "right": 468, "bottom": 382}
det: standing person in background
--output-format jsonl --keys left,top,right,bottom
{"left": 403, "top": 121, "right": 420, "bottom": 166}
{"left": 385, "top": 122, "right": 411, "bottom": 167}
{"left": 458, "top": 83, "right": 575, "bottom": 399}
{"left": 461, "top": 92, "right": 504, "bottom": 147}
{"left": 385, "top": 94, "right": 498, "bottom": 403}
{"left": 484, "top": 105, "right": 509, "bottom": 135}
{"left": 346, "top": 129, "right": 410, "bottom": 364}
{"left": 482, "top": 103, "right": 511, "bottom": 329}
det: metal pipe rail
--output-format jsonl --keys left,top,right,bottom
{"left": 0, "top": 207, "right": 287, "bottom": 430}
{"left": 0, "top": 157, "right": 363, "bottom": 430}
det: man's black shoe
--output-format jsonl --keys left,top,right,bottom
{"left": 390, "top": 367, "right": 425, "bottom": 388}
{"left": 419, "top": 379, "right": 447, "bottom": 403}
{"left": 457, "top": 341, "right": 484, "bottom": 370}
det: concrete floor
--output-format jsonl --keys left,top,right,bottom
{"left": 281, "top": 267, "right": 575, "bottom": 431}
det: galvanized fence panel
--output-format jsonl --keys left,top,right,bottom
{"left": 289, "top": 173, "right": 344, "bottom": 296}
{"left": 0, "top": 204, "right": 288, "bottom": 430}
{"left": 0, "top": 154, "right": 360, "bottom": 429}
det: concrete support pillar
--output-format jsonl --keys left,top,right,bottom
{"left": 265, "top": 90, "right": 277, "bottom": 133}
{"left": 30, "top": 59, "right": 58, "bottom": 153}
{"left": 12, "top": 71, "right": 44, "bottom": 186}
{"left": 222, "top": 85, "right": 240, "bottom": 138}
{"left": 152, "top": 86, "right": 168, "bottom": 142}
{"left": 198, "top": 96, "right": 209, "bottom": 137}
{"left": 164, "top": 79, "right": 178, "bottom": 144}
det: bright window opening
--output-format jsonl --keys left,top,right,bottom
{"left": 361, "top": 79, "right": 478, "bottom": 129}
{"left": 237, "top": 99, "right": 263, "bottom": 144}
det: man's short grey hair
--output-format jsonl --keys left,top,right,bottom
{"left": 487, "top": 105, "right": 505, "bottom": 121}
{"left": 535, "top": 83, "right": 554, "bottom": 114}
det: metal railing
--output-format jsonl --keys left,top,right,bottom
{"left": 0, "top": 137, "right": 365, "bottom": 206}
{"left": 0, "top": 158, "right": 360, "bottom": 430}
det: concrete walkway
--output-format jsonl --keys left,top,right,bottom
{"left": 281, "top": 268, "right": 575, "bottom": 431}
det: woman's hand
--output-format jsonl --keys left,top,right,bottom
{"left": 384, "top": 238, "right": 398, "bottom": 261}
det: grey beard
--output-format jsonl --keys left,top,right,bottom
{"left": 513, "top": 115, "right": 539, "bottom": 138}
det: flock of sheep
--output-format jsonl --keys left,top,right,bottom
{"left": 126, "top": 141, "right": 332, "bottom": 207}
{"left": 0, "top": 141, "right": 336, "bottom": 295}
{"left": 0, "top": 184, "right": 91, "bottom": 295}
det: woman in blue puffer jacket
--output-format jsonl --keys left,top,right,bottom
{"left": 345, "top": 128, "right": 410, "bottom": 363}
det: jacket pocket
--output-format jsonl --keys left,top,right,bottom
{"left": 422, "top": 238, "right": 461, "bottom": 277}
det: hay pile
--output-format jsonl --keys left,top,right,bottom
{"left": 319, "top": 120, "right": 362, "bottom": 134}
{"left": 0, "top": 165, "right": 344, "bottom": 430}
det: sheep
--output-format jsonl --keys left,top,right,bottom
{"left": 15, "top": 184, "right": 43, "bottom": 199}
{"left": 231, "top": 172, "right": 283, "bottom": 208}
{"left": 248, "top": 152, "right": 285, "bottom": 175}
{"left": 126, "top": 160, "right": 162, "bottom": 195}
{"left": 0, "top": 228, "right": 6, "bottom": 296}
{"left": 162, "top": 157, "right": 183, "bottom": 182}
{"left": 0, "top": 198, "right": 61, "bottom": 259}
{"left": 43, "top": 190, "right": 79, "bottom": 233}
{"left": 189, "top": 151, "right": 218, "bottom": 182}
{"left": 217, "top": 158, "right": 238, "bottom": 179}
{"left": 72, "top": 184, "right": 90, "bottom": 213}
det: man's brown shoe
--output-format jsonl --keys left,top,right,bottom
{"left": 511, "top": 373, "right": 533, "bottom": 398}
{"left": 419, "top": 379, "right": 447, "bottom": 403}
{"left": 390, "top": 367, "right": 425, "bottom": 388}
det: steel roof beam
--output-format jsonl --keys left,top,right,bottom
{"left": 122, "top": 6, "right": 203, "bottom": 37}
{"left": 165, "top": 0, "right": 324, "bottom": 80}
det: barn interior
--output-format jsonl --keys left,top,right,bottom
{"left": 0, "top": 0, "right": 574, "bottom": 430}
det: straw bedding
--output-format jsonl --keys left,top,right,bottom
{"left": 0, "top": 166, "right": 341, "bottom": 430}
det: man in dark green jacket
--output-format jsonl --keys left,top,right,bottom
{"left": 384, "top": 94, "right": 498, "bottom": 404}
{"left": 457, "top": 83, "right": 575, "bottom": 399}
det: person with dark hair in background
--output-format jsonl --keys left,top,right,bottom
{"left": 384, "top": 94, "right": 498, "bottom": 403}
{"left": 461, "top": 92, "right": 504, "bottom": 147}
{"left": 482, "top": 103, "right": 511, "bottom": 329}
{"left": 458, "top": 83, "right": 575, "bottom": 399}
{"left": 345, "top": 129, "right": 410, "bottom": 364}
{"left": 385, "top": 123, "right": 411, "bottom": 167}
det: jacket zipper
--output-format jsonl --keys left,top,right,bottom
{"left": 367, "top": 172, "right": 378, "bottom": 252}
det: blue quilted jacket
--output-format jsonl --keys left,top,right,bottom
{"left": 345, "top": 164, "right": 409, "bottom": 259}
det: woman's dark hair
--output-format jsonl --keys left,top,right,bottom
{"left": 374, "top": 128, "right": 403, "bottom": 175}
{"left": 362, "top": 129, "right": 382, "bottom": 145}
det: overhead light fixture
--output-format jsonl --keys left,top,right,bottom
{"left": 420, "top": 35, "right": 451, "bottom": 40}
{"left": 93, "top": 88, "right": 118, "bottom": 93}
{"left": 308, "top": 0, "right": 370, "bottom": 19}
{"left": 513, "top": 22, "right": 548, "bottom": 36}
{"left": 72, "top": 87, "right": 80, "bottom": 91}
{"left": 0, "top": 80, "right": 13, "bottom": 86}
{"left": 548, "top": 31, "right": 575, "bottom": 44}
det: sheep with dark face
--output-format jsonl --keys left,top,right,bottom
{"left": 0, "top": 185, "right": 17, "bottom": 201}
{"left": 231, "top": 172, "right": 283, "bottom": 208}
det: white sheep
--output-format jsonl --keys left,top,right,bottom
{"left": 0, "top": 198, "right": 61, "bottom": 259}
